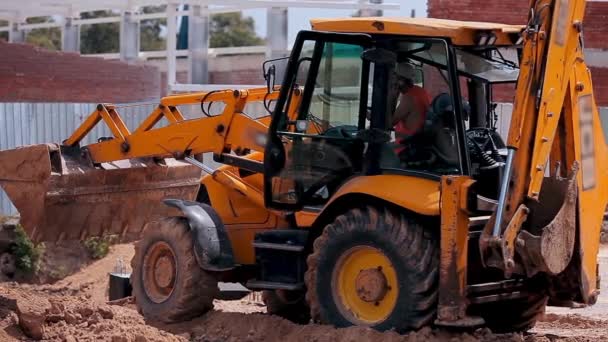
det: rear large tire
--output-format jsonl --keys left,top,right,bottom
{"left": 262, "top": 290, "right": 311, "bottom": 324}
{"left": 471, "top": 293, "right": 548, "bottom": 333}
{"left": 131, "top": 217, "right": 219, "bottom": 323}
{"left": 304, "top": 206, "right": 439, "bottom": 332}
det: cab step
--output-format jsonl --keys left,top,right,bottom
{"left": 245, "top": 280, "right": 304, "bottom": 291}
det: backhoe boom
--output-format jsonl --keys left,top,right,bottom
{"left": 482, "top": 0, "right": 608, "bottom": 301}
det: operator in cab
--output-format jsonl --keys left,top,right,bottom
{"left": 391, "top": 62, "right": 431, "bottom": 155}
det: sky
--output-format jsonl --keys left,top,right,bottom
{"left": 243, "top": 0, "right": 427, "bottom": 46}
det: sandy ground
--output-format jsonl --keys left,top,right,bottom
{"left": 0, "top": 244, "right": 607, "bottom": 341}
{"left": 529, "top": 246, "right": 608, "bottom": 340}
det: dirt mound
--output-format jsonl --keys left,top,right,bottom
{"left": 0, "top": 284, "right": 602, "bottom": 342}
{"left": 540, "top": 313, "right": 608, "bottom": 329}
{"left": 175, "top": 312, "right": 528, "bottom": 342}
{"left": 0, "top": 283, "right": 184, "bottom": 341}
{"left": 0, "top": 243, "right": 606, "bottom": 342}
{"left": 35, "top": 241, "right": 95, "bottom": 284}
{"left": 532, "top": 313, "right": 608, "bottom": 340}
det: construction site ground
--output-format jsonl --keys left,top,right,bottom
{"left": 0, "top": 243, "right": 607, "bottom": 342}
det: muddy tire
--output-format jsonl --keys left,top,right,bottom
{"left": 472, "top": 293, "right": 548, "bottom": 333}
{"left": 131, "top": 217, "right": 219, "bottom": 323}
{"left": 262, "top": 290, "right": 310, "bottom": 324}
{"left": 304, "top": 206, "right": 438, "bottom": 332}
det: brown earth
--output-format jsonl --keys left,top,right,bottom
{"left": 0, "top": 244, "right": 607, "bottom": 342}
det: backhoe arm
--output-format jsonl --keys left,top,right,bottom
{"left": 482, "top": 0, "right": 608, "bottom": 301}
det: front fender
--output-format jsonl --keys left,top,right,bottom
{"left": 325, "top": 175, "right": 441, "bottom": 216}
{"left": 163, "top": 199, "right": 235, "bottom": 271}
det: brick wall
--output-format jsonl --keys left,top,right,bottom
{"left": 428, "top": 0, "right": 608, "bottom": 106}
{"left": 0, "top": 40, "right": 160, "bottom": 103}
{"left": 428, "top": 0, "right": 607, "bottom": 45}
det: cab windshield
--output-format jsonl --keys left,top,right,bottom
{"left": 411, "top": 43, "right": 519, "bottom": 83}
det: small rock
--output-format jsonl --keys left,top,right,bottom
{"left": 111, "top": 335, "right": 129, "bottom": 342}
{"left": 47, "top": 314, "right": 64, "bottom": 323}
{"left": 64, "top": 311, "right": 81, "bottom": 325}
{"left": 134, "top": 335, "right": 147, "bottom": 342}
{"left": 98, "top": 307, "right": 114, "bottom": 319}
{"left": 48, "top": 300, "right": 65, "bottom": 314}
{"left": 178, "top": 332, "right": 191, "bottom": 340}
{"left": 93, "top": 323, "right": 109, "bottom": 333}
{"left": 0, "top": 252, "right": 16, "bottom": 276}
{"left": 64, "top": 335, "right": 77, "bottom": 342}
{"left": 87, "top": 312, "right": 102, "bottom": 325}
{"left": 16, "top": 298, "right": 50, "bottom": 340}
{"left": 7, "top": 311, "right": 18, "bottom": 325}
{"left": 77, "top": 306, "right": 94, "bottom": 318}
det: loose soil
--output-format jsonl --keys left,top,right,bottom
{"left": 0, "top": 244, "right": 607, "bottom": 342}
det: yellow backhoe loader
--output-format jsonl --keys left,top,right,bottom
{"left": 0, "top": 0, "right": 606, "bottom": 333}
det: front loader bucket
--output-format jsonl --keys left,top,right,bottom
{"left": 0, "top": 144, "right": 201, "bottom": 243}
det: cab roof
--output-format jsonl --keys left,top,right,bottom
{"left": 310, "top": 17, "right": 524, "bottom": 46}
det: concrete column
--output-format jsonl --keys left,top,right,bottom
{"left": 188, "top": 5, "right": 209, "bottom": 85}
{"left": 120, "top": 11, "right": 140, "bottom": 62}
{"left": 166, "top": 3, "right": 178, "bottom": 91}
{"left": 9, "top": 22, "right": 25, "bottom": 43}
{"left": 61, "top": 17, "right": 80, "bottom": 52}
{"left": 357, "top": 0, "right": 383, "bottom": 17}
{"left": 266, "top": 7, "right": 288, "bottom": 59}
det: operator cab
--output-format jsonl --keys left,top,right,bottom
{"left": 264, "top": 29, "right": 519, "bottom": 210}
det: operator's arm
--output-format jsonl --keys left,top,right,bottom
{"left": 392, "top": 94, "right": 424, "bottom": 134}
{"left": 392, "top": 94, "right": 411, "bottom": 126}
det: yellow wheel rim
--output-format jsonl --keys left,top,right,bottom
{"left": 332, "top": 246, "right": 399, "bottom": 325}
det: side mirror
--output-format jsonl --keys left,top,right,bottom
{"left": 263, "top": 57, "right": 289, "bottom": 93}
{"left": 265, "top": 64, "right": 276, "bottom": 94}
{"left": 361, "top": 48, "right": 397, "bottom": 65}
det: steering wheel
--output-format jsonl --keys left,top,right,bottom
{"left": 324, "top": 125, "right": 358, "bottom": 138}
{"left": 466, "top": 128, "right": 507, "bottom": 169}
{"left": 466, "top": 128, "right": 499, "bottom": 154}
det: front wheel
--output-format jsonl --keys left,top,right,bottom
{"left": 304, "top": 206, "right": 439, "bottom": 332}
{"left": 131, "top": 217, "right": 219, "bottom": 323}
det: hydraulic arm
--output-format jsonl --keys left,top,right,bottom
{"left": 66, "top": 89, "right": 275, "bottom": 164}
{"left": 481, "top": 0, "right": 608, "bottom": 301}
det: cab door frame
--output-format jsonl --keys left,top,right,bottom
{"left": 264, "top": 30, "right": 373, "bottom": 210}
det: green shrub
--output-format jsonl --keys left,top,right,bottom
{"left": 11, "top": 225, "right": 45, "bottom": 274}
{"left": 83, "top": 235, "right": 117, "bottom": 259}
{"left": 48, "top": 265, "right": 69, "bottom": 280}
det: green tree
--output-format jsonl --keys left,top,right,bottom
{"left": 25, "top": 17, "right": 61, "bottom": 50}
{"left": 0, "top": 20, "right": 8, "bottom": 42}
{"left": 12, "top": 9, "right": 263, "bottom": 52}
{"left": 80, "top": 11, "right": 120, "bottom": 54}
{"left": 140, "top": 6, "right": 166, "bottom": 51}
{"left": 210, "top": 13, "right": 264, "bottom": 48}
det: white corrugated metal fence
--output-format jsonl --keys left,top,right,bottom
{"left": 0, "top": 101, "right": 270, "bottom": 215}
{"left": 0, "top": 102, "right": 157, "bottom": 215}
